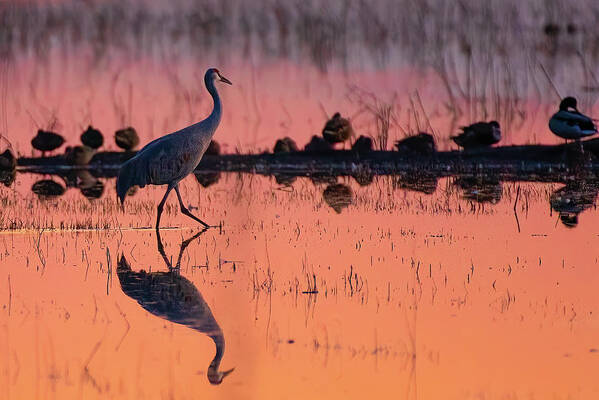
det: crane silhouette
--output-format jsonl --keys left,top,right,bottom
{"left": 116, "top": 68, "right": 232, "bottom": 230}
{"left": 117, "top": 229, "right": 235, "bottom": 385}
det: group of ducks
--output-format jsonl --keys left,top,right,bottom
{"left": 30, "top": 125, "right": 141, "bottom": 163}
{"left": 402, "top": 96, "right": 596, "bottom": 152}
{"left": 277, "top": 96, "right": 596, "bottom": 155}
{"left": 19, "top": 96, "right": 599, "bottom": 165}
{"left": 273, "top": 112, "right": 365, "bottom": 154}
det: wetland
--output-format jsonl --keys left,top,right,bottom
{"left": 1, "top": 0, "right": 599, "bottom": 399}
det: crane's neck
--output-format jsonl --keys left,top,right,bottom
{"left": 205, "top": 78, "right": 222, "bottom": 132}
{"left": 207, "top": 333, "right": 225, "bottom": 382}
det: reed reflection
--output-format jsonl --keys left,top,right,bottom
{"left": 550, "top": 182, "right": 599, "bottom": 228}
{"left": 117, "top": 229, "right": 234, "bottom": 385}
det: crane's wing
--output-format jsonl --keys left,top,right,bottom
{"left": 116, "top": 134, "right": 193, "bottom": 203}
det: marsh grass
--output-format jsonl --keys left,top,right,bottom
{"left": 2, "top": 0, "right": 599, "bottom": 153}
{"left": 347, "top": 84, "right": 399, "bottom": 150}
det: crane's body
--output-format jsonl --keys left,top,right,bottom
{"left": 116, "top": 68, "right": 231, "bottom": 230}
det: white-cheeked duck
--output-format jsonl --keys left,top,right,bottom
{"left": 549, "top": 96, "right": 597, "bottom": 140}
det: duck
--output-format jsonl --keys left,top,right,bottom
{"left": 395, "top": 132, "right": 436, "bottom": 155}
{"left": 351, "top": 135, "right": 373, "bottom": 153}
{"left": 0, "top": 149, "right": 16, "bottom": 171}
{"left": 64, "top": 145, "right": 95, "bottom": 165}
{"left": 80, "top": 125, "right": 104, "bottom": 149}
{"left": 31, "top": 129, "right": 65, "bottom": 157}
{"left": 304, "top": 135, "right": 333, "bottom": 152}
{"left": 205, "top": 140, "right": 221, "bottom": 155}
{"left": 549, "top": 97, "right": 597, "bottom": 140}
{"left": 451, "top": 121, "right": 501, "bottom": 150}
{"left": 114, "top": 127, "right": 140, "bottom": 151}
{"left": 273, "top": 137, "right": 299, "bottom": 153}
{"left": 322, "top": 112, "right": 354, "bottom": 147}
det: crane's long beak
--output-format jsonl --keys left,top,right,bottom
{"left": 221, "top": 367, "right": 235, "bottom": 379}
{"left": 220, "top": 75, "right": 232, "bottom": 85}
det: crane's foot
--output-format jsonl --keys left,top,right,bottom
{"left": 180, "top": 206, "right": 211, "bottom": 228}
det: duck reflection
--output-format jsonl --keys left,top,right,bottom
{"left": 273, "top": 173, "right": 297, "bottom": 187}
{"left": 32, "top": 179, "right": 66, "bottom": 198}
{"left": 352, "top": 170, "right": 374, "bottom": 186}
{"left": 0, "top": 169, "right": 15, "bottom": 187}
{"left": 310, "top": 173, "right": 337, "bottom": 186}
{"left": 454, "top": 176, "right": 502, "bottom": 204}
{"left": 63, "top": 170, "right": 105, "bottom": 199}
{"left": 194, "top": 171, "right": 221, "bottom": 188}
{"left": 550, "top": 182, "right": 599, "bottom": 228}
{"left": 397, "top": 172, "right": 438, "bottom": 195}
{"left": 117, "top": 229, "right": 234, "bottom": 385}
{"left": 323, "top": 183, "right": 353, "bottom": 213}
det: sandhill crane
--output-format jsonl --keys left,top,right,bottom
{"left": 116, "top": 68, "right": 231, "bottom": 230}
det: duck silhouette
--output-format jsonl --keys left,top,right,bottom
{"left": 323, "top": 183, "right": 353, "bottom": 213}
{"left": 117, "top": 229, "right": 234, "bottom": 385}
{"left": 451, "top": 121, "right": 501, "bottom": 150}
{"left": 31, "top": 179, "right": 66, "bottom": 198}
{"left": 31, "top": 129, "right": 65, "bottom": 157}
{"left": 115, "top": 127, "right": 140, "bottom": 151}
{"left": 454, "top": 176, "right": 502, "bottom": 204}
{"left": 80, "top": 125, "right": 104, "bottom": 149}
{"left": 398, "top": 172, "right": 438, "bottom": 195}
{"left": 322, "top": 112, "right": 354, "bottom": 148}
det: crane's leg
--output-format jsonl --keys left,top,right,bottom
{"left": 156, "top": 185, "right": 174, "bottom": 231}
{"left": 174, "top": 184, "right": 210, "bottom": 228}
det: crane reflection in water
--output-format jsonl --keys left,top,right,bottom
{"left": 116, "top": 229, "right": 234, "bottom": 385}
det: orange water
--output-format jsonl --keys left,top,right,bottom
{"left": 0, "top": 175, "right": 598, "bottom": 399}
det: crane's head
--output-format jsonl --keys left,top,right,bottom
{"left": 207, "top": 366, "right": 235, "bottom": 385}
{"left": 206, "top": 68, "right": 232, "bottom": 86}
